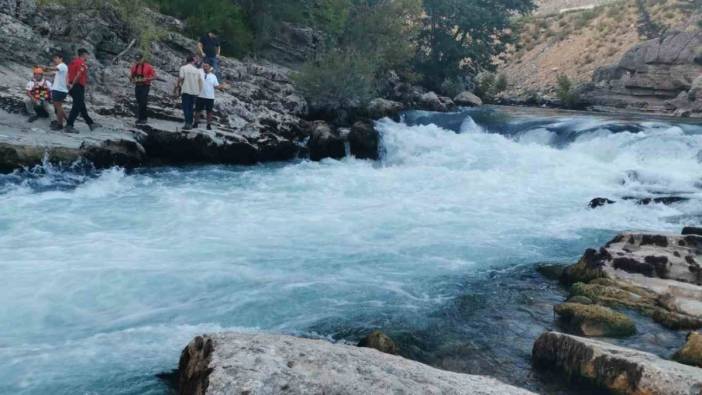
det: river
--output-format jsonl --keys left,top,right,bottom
{"left": 1, "top": 107, "right": 701, "bottom": 394}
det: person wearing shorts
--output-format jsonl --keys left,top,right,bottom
{"left": 47, "top": 53, "right": 69, "bottom": 130}
{"left": 194, "top": 62, "right": 219, "bottom": 130}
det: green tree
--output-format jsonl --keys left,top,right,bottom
{"left": 416, "top": 0, "right": 536, "bottom": 89}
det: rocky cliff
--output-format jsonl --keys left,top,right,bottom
{"left": 580, "top": 31, "right": 702, "bottom": 116}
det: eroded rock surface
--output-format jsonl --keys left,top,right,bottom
{"left": 562, "top": 232, "right": 702, "bottom": 329}
{"left": 554, "top": 302, "right": 636, "bottom": 337}
{"left": 533, "top": 331, "right": 702, "bottom": 395}
{"left": 178, "top": 332, "right": 536, "bottom": 395}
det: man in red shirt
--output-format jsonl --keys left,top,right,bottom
{"left": 130, "top": 53, "right": 156, "bottom": 125}
{"left": 65, "top": 48, "right": 100, "bottom": 134}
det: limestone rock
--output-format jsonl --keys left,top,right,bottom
{"left": 562, "top": 232, "right": 702, "bottom": 330}
{"left": 357, "top": 330, "right": 398, "bottom": 355}
{"left": 453, "top": 91, "right": 483, "bottom": 107}
{"left": 347, "top": 121, "right": 379, "bottom": 160}
{"left": 554, "top": 302, "right": 636, "bottom": 337}
{"left": 532, "top": 331, "right": 702, "bottom": 395}
{"left": 178, "top": 332, "right": 536, "bottom": 395}
{"left": 418, "top": 92, "right": 455, "bottom": 112}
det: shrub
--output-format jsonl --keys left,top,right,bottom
{"left": 556, "top": 74, "right": 580, "bottom": 108}
{"left": 440, "top": 77, "right": 467, "bottom": 98}
{"left": 293, "top": 49, "right": 377, "bottom": 112}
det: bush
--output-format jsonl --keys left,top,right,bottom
{"left": 475, "top": 72, "right": 508, "bottom": 102}
{"left": 440, "top": 77, "right": 467, "bottom": 98}
{"left": 556, "top": 74, "right": 580, "bottom": 108}
{"left": 293, "top": 50, "right": 377, "bottom": 112}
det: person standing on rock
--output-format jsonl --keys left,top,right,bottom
{"left": 197, "top": 30, "right": 221, "bottom": 77}
{"left": 193, "top": 62, "right": 220, "bottom": 130}
{"left": 46, "top": 54, "right": 69, "bottom": 130}
{"left": 176, "top": 55, "right": 203, "bottom": 131}
{"left": 130, "top": 53, "right": 156, "bottom": 125}
{"left": 65, "top": 48, "right": 100, "bottom": 134}
{"left": 24, "top": 67, "right": 55, "bottom": 124}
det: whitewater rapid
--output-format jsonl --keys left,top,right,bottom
{"left": 1, "top": 108, "right": 701, "bottom": 394}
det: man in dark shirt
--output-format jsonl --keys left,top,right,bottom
{"left": 198, "top": 30, "right": 221, "bottom": 77}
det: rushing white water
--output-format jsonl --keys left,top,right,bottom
{"left": 1, "top": 108, "right": 702, "bottom": 394}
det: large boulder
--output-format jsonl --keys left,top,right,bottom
{"left": 366, "top": 98, "right": 403, "bottom": 119}
{"left": 347, "top": 121, "right": 380, "bottom": 160}
{"left": 307, "top": 121, "right": 345, "bottom": 161}
{"left": 532, "top": 331, "right": 702, "bottom": 395}
{"left": 673, "top": 332, "right": 702, "bottom": 368}
{"left": 417, "top": 92, "right": 455, "bottom": 112}
{"left": 177, "top": 332, "right": 536, "bottom": 395}
{"left": 554, "top": 302, "right": 636, "bottom": 337}
{"left": 453, "top": 91, "right": 483, "bottom": 107}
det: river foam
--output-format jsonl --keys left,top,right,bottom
{"left": 1, "top": 108, "right": 701, "bottom": 394}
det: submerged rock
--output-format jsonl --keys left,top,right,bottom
{"left": 554, "top": 302, "right": 636, "bottom": 337}
{"left": 178, "top": 332, "right": 536, "bottom": 395}
{"left": 588, "top": 197, "right": 615, "bottom": 208}
{"left": 357, "top": 330, "right": 398, "bottom": 355}
{"left": 673, "top": 332, "right": 702, "bottom": 368}
{"left": 532, "top": 331, "right": 702, "bottom": 395}
{"left": 682, "top": 227, "right": 702, "bottom": 237}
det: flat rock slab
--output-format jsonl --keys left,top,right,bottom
{"left": 178, "top": 332, "right": 535, "bottom": 395}
{"left": 533, "top": 331, "right": 702, "bottom": 395}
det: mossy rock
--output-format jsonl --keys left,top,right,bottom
{"left": 554, "top": 303, "right": 636, "bottom": 337}
{"left": 566, "top": 295, "right": 593, "bottom": 305}
{"left": 652, "top": 309, "right": 702, "bottom": 330}
{"left": 358, "top": 330, "right": 398, "bottom": 355}
{"left": 673, "top": 332, "right": 702, "bottom": 367}
{"left": 560, "top": 249, "right": 608, "bottom": 284}
{"left": 536, "top": 263, "right": 566, "bottom": 280}
{"left": 569, "top": 282, "right": 656, "bottom": 313}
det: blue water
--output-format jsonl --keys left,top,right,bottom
{"left": 1, "top": 108, "right": 701, "bottom": 394}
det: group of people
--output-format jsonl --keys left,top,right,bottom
{"left": 24, "top": 30, "right": 223, "bottom": 133}
{"left": 25, "top": 48, "right": 99, "bottom": 133}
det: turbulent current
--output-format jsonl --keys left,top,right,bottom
{"left": 1, "top": 107, "right": 702, "bottom": 394}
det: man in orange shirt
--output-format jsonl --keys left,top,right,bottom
{"left": 65, "top": 48, "right": 100, "bottom": 134}
{"left": 130, "top": 54, "right": 156, "bottom": 125}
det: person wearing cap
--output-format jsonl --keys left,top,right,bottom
{"left": 24, "top": 66, "right": 55, "bottom": 124}
{"left": 197, "top": 30, "right": 221, "bottom": 77}
{"left": 65, "top": 48, "right": 100, "bottom": 134}
{"left": 130, "top": 53, "right": 156, "bottom": 125}
{"left": 45, "top": 53, "right": 69, "bottom": 130}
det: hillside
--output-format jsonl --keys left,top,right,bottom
{"left": 498, "top": 0, "right": 702, "bottom": 102}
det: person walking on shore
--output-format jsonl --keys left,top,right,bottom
{"left": 46, "top": 54, "right": 68, "bottom": 130}
{"left": 130, "top": 53, "right": 156, "bottom": 125}
{"left": 197, "top": 30, "right": 221, "bottom": 77}
{"left": 176, "top": 55, "right": 203, "bottom": 131}
{"left": 193, "top": 62, "right": 220, "bottom": 130}
{"left": 65, "top": 48, "right": 100, "bottom": 134}
{"left": 25, "top": 67, "right": 55, "bottom": 124}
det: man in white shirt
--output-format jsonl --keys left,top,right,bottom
{"left": 25, "top": 67, "right": 55, "bottom": 124}
{"left": 193, "top": 62, "right": 220, "bottom": 130}
{"left": 46, "top": 53, "right": 69, "bottom": 130}
{"left": 176, "top": 54, "right": 203, "bottom": 131}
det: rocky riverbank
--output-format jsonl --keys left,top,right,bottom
{"left": 531, "top": 229, "right": 702, "bottom": 394}
{"left": 0, "top": 0, "right": 481, "bottom": 173}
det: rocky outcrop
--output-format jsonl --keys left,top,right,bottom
{"left": 357, "top": 330, "right": 398, "bottom": 355}
{"left": 562, "top": 232, "right": 702, "bottom": 329}
{"left": 366, "top": 98, "right": 404, "bottom": 120}
{"left": 580, "top": 31, "right": 702, "bottom": 117}
{"left": 674, "top": 331, "right": 702, "bottom": 368}
{"left": 306, "top": 121, "right": 345, "bottom": 161}
{"left": 554, "top": 302, "right": 636, "bottom": 337}
{"left": 260, "top": 22, "right": 323, "bottom": 67}
{"left": 178, "top": 332, "right": 536, "bottom": 395}
{"left": 532, "top": 331, "right": 702, "bottom": 395}
{"left": 348, "top": 121, "right": 380, "bottom": 160}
